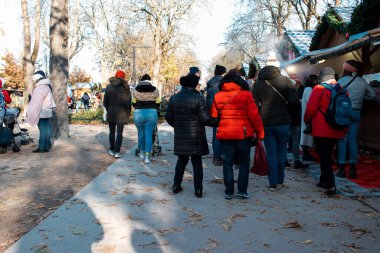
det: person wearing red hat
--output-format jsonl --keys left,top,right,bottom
{"left": 103, "top": 70, "right": 131, "bottom": 158}
{"left": 0, "top": 79, "right": 12, "bottom": 107}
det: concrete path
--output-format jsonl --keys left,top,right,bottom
{"left": 5, "top": 124, "right": 380, "bottom": 253}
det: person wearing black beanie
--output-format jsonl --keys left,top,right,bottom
{"left": 206, "top": 64, "right": 226, "bottom": 166}
{"left": 165, "top": 73, "right": 219, "bottom": 198}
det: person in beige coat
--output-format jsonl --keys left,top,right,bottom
{"left": 132, "top": 74, "right": 161, "bottom": 164}
{"left": 27, "top": 70, "right": 56, "bottom": 153}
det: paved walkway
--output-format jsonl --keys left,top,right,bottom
{"left": 5, "top": 124, "right": 380, "bottom": 253}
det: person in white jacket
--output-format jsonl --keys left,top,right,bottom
{"left": 27, "top": 70, "right": 56, "bottom": 153}
{"left": 300, "top": 74, "right": 318, "bottom": 161}
{"left": 336, "top": 60, "right": 376, "bottom": 178}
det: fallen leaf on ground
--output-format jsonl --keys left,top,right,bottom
{"left": 302, "top": 240, "right": 312, "bottom": 244}
{"left": 283, "top": 220, "right": 302, "bottom": 229}
{"left": 157, "top": 227, "right": 182, "bottom": 236}
{"left": 221, "top": 223, "right": 231, "bottom": 231}
{"left": 130, "top": 200, "right": 145, "bottom": 207}
{"left": 155, "top": 199, "right": 169, "bottom": 204}
{"left": 320, "top": 222, "right": 339, "bottom": 227}
{"left": 209, "top": 176, "right": 223, "bottom": 184}
{"left": 32, "top": 243, "right": 51, "bottom": 253}
{"left": 145, "top": 187, "right": 154, "bottom": 192}
{"left": 71, "top": 227, "right": 86, "bottom": 235}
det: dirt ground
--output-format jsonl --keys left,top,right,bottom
{"left": 0, "top": 123, "right": 138, "bottom": 252}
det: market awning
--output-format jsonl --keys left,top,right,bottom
{"left": 309, "top": 27, "right": 380, "bottom": 63}
{"left": 281, "top": 27, "right": 380, "bottom": 67}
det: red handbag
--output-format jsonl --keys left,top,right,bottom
{"left": 251, "top": 141, "right": 269, "bottom": 176}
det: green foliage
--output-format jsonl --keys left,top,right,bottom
{"left": 69, "top": 109, "right": 104, "bottom": 124}
{"left": 310, "top": 9, "right": 348, "bottom": 51}
{"left": 347, "top": 0, "right": 378, "bottom": 35}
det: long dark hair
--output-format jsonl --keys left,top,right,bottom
{"left": 303, "top": 74, "right": 318, "bottom": 88}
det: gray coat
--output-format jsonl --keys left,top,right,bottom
{"left": 103, "top": 77, "right": 131, "bottom": 124}
{"left": 338, "top": 75, "right": 376, "bottom": 110}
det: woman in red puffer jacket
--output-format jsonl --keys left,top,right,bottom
{"left": 210, "top": 69, "right": 264, "bottom": 199}
{"left": 304, "top": 67, "right": 347, "bottom": 197}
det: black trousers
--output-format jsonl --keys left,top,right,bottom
{"left": 109, "top": 122, "right": 124, "bottom": 153}
{"left": 314, "top": 137, "right": 337, "bottom": 188}
{"left": 174, "top": 155, "right": 203, "bottom": 191}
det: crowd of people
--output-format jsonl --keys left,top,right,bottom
{"left": 102, "top": 58, "right": 376, "bottom": 199}
{"left": 1, "top": 57, "right": 376, "bottom": 200}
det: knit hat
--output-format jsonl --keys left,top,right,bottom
{"left": 189, "top": 66, "right": 200, "bottom": 75}
{"left": 115, "top": 70, "right": 126, "bottom": 79}
{"left": 265, "top": 52, "right": 280, "bottom": 68}
{"left": 180, "top": 73, "right": 200, "bottom": 88}
{"left": 141, "top": 74, "right": 151, "bottom": 81}
{"left": 319, "top": 67, "right": 336, "bottom": 83}
{"left": 214, "top": 65, "right": 226, "bottom": 76}
{"left": 33, "top": 70, "right": 46, "bottom": 82}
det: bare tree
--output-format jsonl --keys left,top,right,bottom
{"left": 288, "top": 0, "right": 320, "bottom": 29}
{"left": 21, "top": 0, "right": 42, "bottom": 112}
{"left": 50, "top": 0, "right": 69, "bottom": 138}
{"left": 130, "top": 0, "right": 202, "bottom": 94}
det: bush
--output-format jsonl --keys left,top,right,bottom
{"left": 69, "top": 109, "right": 104, "bottom": 124}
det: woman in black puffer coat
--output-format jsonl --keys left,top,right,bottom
{"left": 103, "top": 70, "right": 131, "bottom": 158}
{"left": 165, "top": 73, "right": 218, "bottom": 198}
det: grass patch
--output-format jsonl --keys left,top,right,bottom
{"left": 69, "top": 109, "right": 105, "bottom": 124}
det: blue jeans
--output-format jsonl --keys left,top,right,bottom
{"left": 221, "top": 139, "right": 251, "bottom": 195}
{"left": 338, "top": 109, "right": 361, "bottom": 164}
{"left": 264, "top": 124, "right": 290, "bottom": 186}
{"left": 37, "top": 118, "right": 51, "bottom": 150}
{"left": 109, "top": 122, "right": 124, "bottom": 153}
{"left": 133, "top": 109, "right": 158, "bottom": 154}
{"left": 212, "top": 127, "right": 222, "bottom": 159}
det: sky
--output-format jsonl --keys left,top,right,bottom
{"left": 0, "top": 0, "right": 235, "bottom": 82}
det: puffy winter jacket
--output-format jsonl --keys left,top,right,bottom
{"left": 210, "top": 75, "right": 264, "bottom": 140}
{"left": 253, "top": 66, "right": 300, "bottom": 127}
{"left": 132, "top": 80, "right": 161, "bottom": 109}
{"left": 304, "top": 83, "right": 347, "bottom": 139}
{"left": 206, "top": 75, "right": 223, "bottom": 109}
{"left": 27, "top": 78, "right": 56, "bottom": 126}
{"left": 165, "top": 86, "right": 218, "bottom": 156}
{"left": 103, "top": 77, "right": 131, "bottom": 124}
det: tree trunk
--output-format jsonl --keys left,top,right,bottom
{"left": 152, "top": 34, "right": 162, "bottom": 96}
{"left": 21, "top": 0, "right": 34, "bottom": 114}
{"left": 50, "top": 0, "right": 69, "bottom": 139}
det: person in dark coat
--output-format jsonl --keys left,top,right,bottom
{"left": 165, "top": 73, "right": 219, "bottom": 198}
{"left": 81, "top": 92, "right": 90, "bottom": 111}
{"left": 253, "top": 65, "right": 300, "bottom": 190}
{"left": 103, "top": 70, "right": 132, "bottom": 158}
{"left": 206, "top": 64, "right": 226, "bottom": 166}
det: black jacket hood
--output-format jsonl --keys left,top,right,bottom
{"left": 258, "top": 66, "right": 281, "bottom": 80}
{"left": 109, "top": 77, "right": 123, "bottom": 87}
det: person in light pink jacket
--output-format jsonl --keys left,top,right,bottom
{"left": 27, "top": 70, "right": 56, "bottom": 153}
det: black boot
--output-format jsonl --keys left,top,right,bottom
{"left": 172, "top": 185, "right": 183, "bottom": 194}
{"left": 195, "top": 189, "right": 202, "bottom": 198}
{"left": 336, "top": 164, "right": 346, "bottom": 178}
{"left": 349, "top": 164, "right": 357, "bottom": 178}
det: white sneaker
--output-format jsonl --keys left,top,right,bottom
{"left": 139, "top": 152, "right": 145, "bottom": 159}
{"left": 144, "top": 153, "right": 150, "bottom": 164}
{"left": 108, "top": 150, "right": 115, "bottom": 156}
{"left": 114, "top": 153, "right": 124, "bottom": 158}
